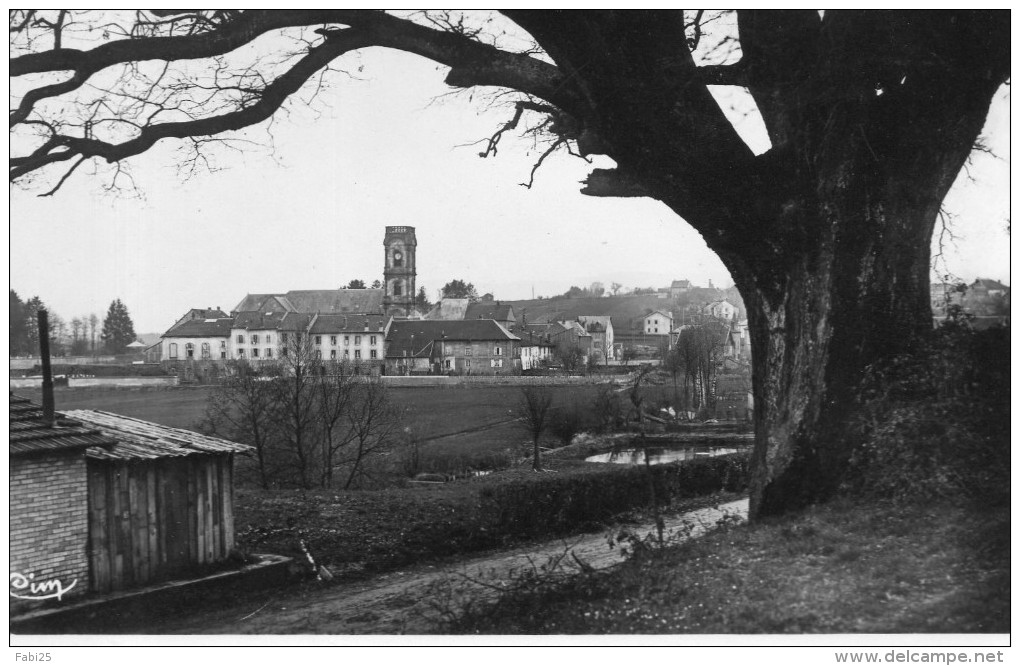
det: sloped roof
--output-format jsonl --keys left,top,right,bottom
{"left": 424, "top": 298, "right": 471, "bottom": 320}
{"left": 309, "top": 314, "right": 389, "bottom": 334}
{"left": 465, "top": 302, "right": 515, "bottom": 322}
{"left": 163, "top": 317, "right": 234, "bottom": 338}
{"left": 9, "top": 393, "right": 116, "bottom": 457}
{"left": 386, "top": 319, "right": 519, "bottom": 357}
{"left": 231, "top": 294, "right": 276, "bottom": 313}
{"left": 64, "top": 410, "right": 252, "bottom": 461}
{"left": 972, "top": 278, "right": 1009, "bottom": 291}
{"left": 232, "top": 289, "right": 385, "bottom": 315}
{"left": 232, "top": 311, "right": 313, "bottom": 331}
{"left": 577, "top": 315, "right": 613, "bottom": 332}
{"left": 670, "top": 280, "right": 691, "bottom": 289}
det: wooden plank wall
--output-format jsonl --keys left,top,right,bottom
{"left": 87, "top": 455, "right": 236, "bottom": 593}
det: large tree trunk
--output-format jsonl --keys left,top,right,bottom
{"left": 743, "top": 179, "right": 937, "bottom": 518}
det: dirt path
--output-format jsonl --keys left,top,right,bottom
{"left": 159, "top": 498, "right": 748, "bottom": 635}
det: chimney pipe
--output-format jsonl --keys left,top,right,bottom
{"left": 38, "top": 309, "right": 55, "bottom": 427}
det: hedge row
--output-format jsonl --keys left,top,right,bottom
{"left": 479, "top": 453, "right": 751, "bottom": 537}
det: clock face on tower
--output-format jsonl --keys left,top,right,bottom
{"left": 394, "top": 250, "right": 403, "bottom": 267}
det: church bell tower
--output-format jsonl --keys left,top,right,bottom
{"left": 382, "top": 226, "right": 417, "bottom": 317}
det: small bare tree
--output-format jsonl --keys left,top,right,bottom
{"left": 199, "top": 360, "right": 279, "bottom": 489}
{"left": 315, "top": 358, "right": 358, "bottom": 488}
{"left": 518, "top": 386, "right": 554, "bottom": 472}
{"left": 339, "top": 377, "right": 398, "bottom": 489}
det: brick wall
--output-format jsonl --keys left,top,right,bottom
{"left": 10, "top": 452, "right": 90, "bottom": 608}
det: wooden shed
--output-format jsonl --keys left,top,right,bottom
{"left": 62, "top": 409, "right": 252, "bottom": 594}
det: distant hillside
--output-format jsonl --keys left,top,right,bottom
{"left": 507, "top": 287, "right": 746, "bottom": 332}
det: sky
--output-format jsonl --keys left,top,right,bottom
{"left": 8, "top": 13, "right": 1012, "bottom": 334}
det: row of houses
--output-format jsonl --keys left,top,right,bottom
{"left": 157, "top": 292, "right": 527, "bottom": 376}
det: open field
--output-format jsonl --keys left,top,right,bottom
{"left": 21, "top": 383, "right": 607, "bottom": 438}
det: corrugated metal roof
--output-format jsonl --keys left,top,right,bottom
{"left": 63, "top": 410, "right": 253, "bottom": 461}
{"left": 9, "top": 393, "right": 117, "bottom": 456}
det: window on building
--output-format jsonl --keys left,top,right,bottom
{"left": 330, "top": 349, "right": 337, "bottom": 359}
{"left": 370, "top": 335, "right": 377, "bottom": 345}
{"left": 494, "top": 346, "right": 503, "bottom": 356}
{"left": 201, "top": 342, "right": 211, "bottom": 359}
{"left": 169, "top": 343, "right": 178, "bottom": 359}
{"left": 344, "top": 349, "right": 350, "bottom": 358}
{"left": 355, "top": 335, "right": 361, "bottom": 345}
{"left": 185, "top": 343, "right": 195, "bottom": 359}
{"left": 370, "top": 350, "right": 377, "bottom": 359}
{"left": 330, "top": 335, "right": 337, "bottom": 345}
{"left": 266, "top": 348, "right": 273, "bottom": 358}
{"left": 465, "top": 346, "right": 472, "bottom": 356}
{"left": 344, "top": 336, "right": 350, "bottom": 346}
{"left": 266, "top": 335, "right": 271, "bottom": 344}
{"left": 315, "top": 350, "right": 322, "bottom": 359}
{"left": 355, "top": 350, "right": 362, "bottom": 359}
{"left": 315, "top": 335, "right": 322, "bottom": 345}
{"left": 282, "top": 332, "right": 289, "bottom": 344}
{"left": 238, "top": 349, "right": 245, "bottom": 357}
{"left": 282, "top": 348, "right": 288, "bottom": 357}
{"left": 252, "top": 348, "right": 259, "bottom": 358}
{"left": 393, "top": 281, "right": 402, "bottom": 297}
{"left": 237, "top": 335, "right": 244, "bottom": 343}
{"left": 445, "top": 359, "right": 451, "bottom": 369}
{"left": 252, "top": 334, "right": 259, "bottom": 345}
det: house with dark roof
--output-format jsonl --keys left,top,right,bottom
{"left": 576, "top": 315, "right": 615, "bottom": 361}
{"left": 547, "top": 320, "right": 593, "bottom": 360}
{"left": 670, "top": 280, "right": 692, "bottom": 297}
{"left": 464, "top": 302, "right": 516, "bottom": 332}
{"left": 231, "top": 289, "right": 385, "bottom": 317}
{"left": 160, "top": 312, "right": 236, "bottom": 381}
{"left": 308, "top": 313, "right": 391, "bottom": 370}
{"left": 385, "top": 319, "right": 520, "bottom": 375}
{"left": 9, "top": 394, "right": 250, "bottom": 610}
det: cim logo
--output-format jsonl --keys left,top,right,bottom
{"left": 9, "top": 572, "right": 77, "bottom": 601}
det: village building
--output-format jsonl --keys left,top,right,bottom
{"left": 385, "top": 319, "right": 520, "bottom": 375}
{"left": 703, "top": 299, "right": 739, "bottom": 320}
{"left": 642, "top": 310, "right": 674, "bottom": 335}
{"left": 576, "top": 315, "right": 615, "bottom": 361}
{"left": 464, "top": 301, "right": 516, "bottom": 332}
{"left": 548, "top": 320, "right": 593, "bottom": 360}
{"left": 308, "top": 313, "right": 391, "bottom": 372}
{"left": 10, "top": 393, "right": 250, "bottom": 609}
{"left": 669, "top": 279, "right": 692, "bottom": 298}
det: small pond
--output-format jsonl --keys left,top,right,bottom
{"left": 586, "top": 446, "right": 746, "bottom": 466}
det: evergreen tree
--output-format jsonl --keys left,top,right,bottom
{"left": 345, "top": 279, "right": 366, "bottom": 289}
{"left": 9, "top": 290, "right": 27, "bottom": 355}
{"left": 22, "top": 296, "right": 45, "bottom": 354}
{"left": 101, "top": 299, "right": 136, "bottom": 354}
{"left": 415, "top": 286, "right": 432, "bottom": 312}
